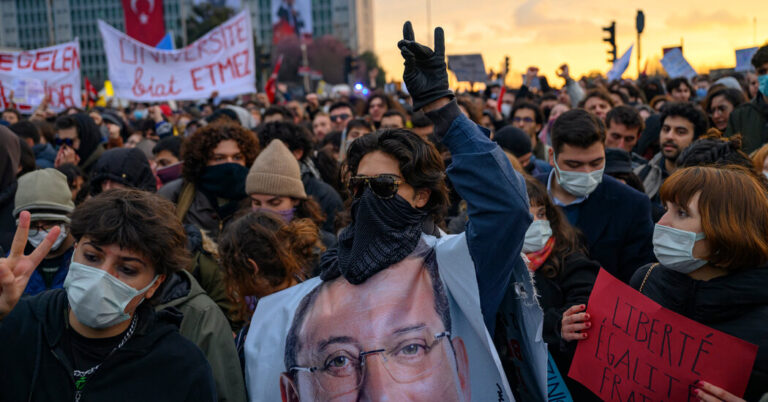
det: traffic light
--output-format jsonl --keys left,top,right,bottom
{"left": 603, "top": 21, "right": 617, "bottom": 63}
{"left": 504, "top": 56, "right": 509, "bottom": 74}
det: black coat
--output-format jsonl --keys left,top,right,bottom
{"left": 302, "top": 174, "right": 343, "bottom": 233}
{"left": 536, "top": 173, "right": 655, "bottom": 283}
{"left": 0, "top": 289, "right": 217, "bottom": 402}
{"left": 631, "top": 264, "right": 768, "bottom": 401}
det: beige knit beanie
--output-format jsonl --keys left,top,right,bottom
{"left": 246, "top": 139, "right": 307, "bottom": 199}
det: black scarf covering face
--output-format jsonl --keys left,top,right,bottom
{"left": 320, "top": 188, "right": 427, "bottom": 284}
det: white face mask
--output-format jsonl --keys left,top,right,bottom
{"left": 28, "top": 225, "right": 68, "bottom": 251}
{"left": 553, "top": 155, "right": 604, "bottom": 198}
{"left": 652, "top": 224, "right": 707, "bottom": 273}
{"left": 501, "top": 103, "right": 512, "bottom": 119}
{"left": 523, "top": 219, "right": 553, "bottom": 253}
{"left": 64, "top": 261, "right": 158, "bottom": 329}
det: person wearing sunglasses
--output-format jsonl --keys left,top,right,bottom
{"left": 246, "top": 21, "right": 544, "bottom": 401}
{"left": 328, "top": 102, "right": 354, "bottom": 132}
{"left": 53, "top": 114, "right": 105, "bottom": 175}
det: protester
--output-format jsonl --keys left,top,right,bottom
{"left": 0, "top": 127, "right": 22, "bottom": 254}
{"left": 0, "top": 189, "right": 217, "bottom": 401}
{"left": 345, "top": 118, "right": 375, "bottom": 142}
{"left": 256, "top": 122, "right": 343, "bottom": 233}
{"left": 310, "top": 112, "right": 331, "bottom": 141}
{"left": 581, "top": 88, "right": 614, "bottom": 122}
{"left": 158, "top": 122, "right": 259, "bottom": 237}
{"left": 604, "top": 105, "right": 645, "bottom": 165}
{"left": 89, "top": 148, "right": 158, "bottom": 196}
{"left": 636, "top": 102, "right": 708, "bottom": 203}
{"left": 328, "top": 101, "right": 354, "bottom": 132}
{"left": 500, "top": 176, "right": 598, "bottom": 398}
{"left": 604, "top": 148, "right": 646, "bottom": 194}
{"left": 511, "top": 101, "right": 547, "bottom": 160}
{"left": 726, "top": 45, "right": 768, "bottom": 154}
{"left": 566, "top": 166, "right": 768, "bottom": 401}
{"left": 493, "top": 125, "right": 552, "bottom": 176}
{"left": 152, "top": 136, "right": 184, "bottom": 185}
{"left": 667, "top": 77, "right": 694, "bottom": 102}
{"left": 12, "top": 169, "right": 76, "bottom": 295}
{"left": 53, "top": 114, "right": 105, "bottom": 174}
{"left": 705, "top": 87, "right": 747, "bottom": 132}
{"left": 1, "top": 108, "right": 21, "bottom": 124}
{"left": 538, "top": 109, "right": 654, "bottom": 283}
{"left": 380, "top": 109, "right": 407, "bottom": 129}
{"left": 10, "top": 121, "right": 56, "bottom": 169}
{"left": 366, "top": 93, "right": 391, "bottom": 128}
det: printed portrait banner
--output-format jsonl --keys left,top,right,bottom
{"left": 244, "top": 233, "right": 537, "bottom": 402}
{"left": 272, "top": 0, "right": 313, "bottom": 44}
{"left": 568, "top": 269, "right": 758, "bottom": 401}
{"left": 0, "top": 41, "right": 82, "bottom": 113}
{"left": 98, "top": 10, "right": 256, "bottom": 102}
{"left": 660, "top": 48, "right": 697, "bottom": 80}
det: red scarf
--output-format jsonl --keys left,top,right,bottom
{"left": 525, "top": 237, "right": 555, "bottom": 271}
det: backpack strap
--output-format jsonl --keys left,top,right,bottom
{"left": 638, "top": 263, "right": 659, "bottom": 294}
{"left": 175, "top": 182, "right": 196, "bottom": 222}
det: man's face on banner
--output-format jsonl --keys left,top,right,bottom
{"left": 280, "top": 257, "right": 470, "bottom": 402}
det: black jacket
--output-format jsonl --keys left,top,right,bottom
{"left": 631, "top": 264, "right": 768, "bottom": 401}
{"left": 302, "top": 174, "right": 343, "bottom": 233}
{"left": 0, "top": 289, "right": 217, "bottom": 402}
{"left": 536, "top": 173, "right": 655, "bottom": 283}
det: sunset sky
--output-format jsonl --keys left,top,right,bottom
{"left": 372, "top": 0, "right": 768, "bottom": 87}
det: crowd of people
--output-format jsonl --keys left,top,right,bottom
{"left": 1, "top": 21, "right": 767, "bottom": 402}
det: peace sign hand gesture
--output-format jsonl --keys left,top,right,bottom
{"left": 397, "top": 21, "right": 454, "bottom": 111}
{"left": 0, "top": 211, "right": 60, "bottom": 320}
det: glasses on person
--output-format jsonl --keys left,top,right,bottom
{"left": 512, "top": 116, "right": 534, "bottom": 124}
{"left": 289, "top": 330, "right": 451, "bottom": 397}
{"left": 330, "top": 114, "right": 351, "bottom": 122}
{"left": 348, "top": 174, "right": 403, "bottom": 199}
{"left": 28, "top": 221, "right": 61, "bottom": 236}
{"left": 54, "top": 137, "right": 75, "bottom": 148}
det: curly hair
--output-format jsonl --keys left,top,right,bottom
{"left": 219, "top": 211, "right": 322, "bottom": 322}
{"left": 181, "top": 121, "right": 260, "bottom": 182}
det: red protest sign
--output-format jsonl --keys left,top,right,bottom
{"left": 568, "top": 269, "right": 757, "bottom": 401}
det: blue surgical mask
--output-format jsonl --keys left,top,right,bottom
{"left": 553, "top": 155, "right": 604, "bottom": 198}
{"left": 652, "top": 224, "right": 707, "bottom": 273}
{"left": 133, "top": 109, "right": 147, "bottom": 120}
{"left": 64, "top": 261, "right": 158, "bottom": 329}
{"left": 522, "top": 219, "right": 553, "bottom": 253}
{"left": 695, "top": 88, "right": 707, "bottom": 99}
{"left": 759, "top": 74, "right": 768, "bottom": 98}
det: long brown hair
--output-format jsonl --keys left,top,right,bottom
{"left": 660, "top": 165, "right": 768, "bottom": 270}
{"left": 219, "top": 212, "right": 322, "bottom": 322}
{"left": 524, "top": 176, "right": 586, "bottom": 278}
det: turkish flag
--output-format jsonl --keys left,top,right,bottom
{"left": 122, "top": 0, "right": 165, "bottom": 46}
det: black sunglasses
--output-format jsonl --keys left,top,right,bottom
{"left": 330, "top": 113, "right": 351, "bottom": 122}
{"left": 348, "top": 174, "right": 403, "bottom": 199}
{"left": 54, "top": 137, "right": 74, "bottom": 147}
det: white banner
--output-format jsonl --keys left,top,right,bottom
{"left": 0, "top": 41, "right": 82, "bottom": 113}
{"left": 98, "top": 10, "right": 256, "bottom": 102}
{"left": 660, "top": 48, "right": 697, "bottom": 80}
{"left": 607, "top": 44, "right": 633, "bottom": 82}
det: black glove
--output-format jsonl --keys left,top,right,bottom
{"left": 397, "top": 21, "right": 454, "bottom": 111}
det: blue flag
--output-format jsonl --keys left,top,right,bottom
{"left": 155, "top": 32, "right": 174, "bottom": 50}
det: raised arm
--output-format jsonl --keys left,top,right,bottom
{"left": 399, "top": 22, "right": 532, "bottom": 330}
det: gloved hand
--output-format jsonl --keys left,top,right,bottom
{"left": 397, "top": 21, "right": 454, "bottom": 111}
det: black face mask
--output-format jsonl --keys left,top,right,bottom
{"left": 198, "top": 163, "right": 248, "bottom": 201}
{"left": 320, "top": 188, "right": 427, "bottom": 284}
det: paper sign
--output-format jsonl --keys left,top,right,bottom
{"left": 660, "top": 48, "right": 697, "bottom": 80}
{"left": 448, "top": 54, "right": 487, "bottom": 83}
{"left": 735, "top": 47, "right": 758, "bottom": 72}
{"left": 99, "top": 10, "right": 256, "bottom": 101}
{"left": 568, "top": 269, "right": 758, "bottom": 401}
{"left": 0, "top": 41, "right": 82, "bottom": 113}
{"left": 607, "top": 44, "right": 633, "bottom": 82}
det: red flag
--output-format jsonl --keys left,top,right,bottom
{"left": 122, "top": 0, "right": 165, "bottom": 46}
{"left": 85, "top": 77, "right": 98, "bottom": 101}
{"left": 265, "top": 55, "right": 283, "bottom": 104}
{"left": 496, "top": 86, "right": 506, "bottom": 115}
